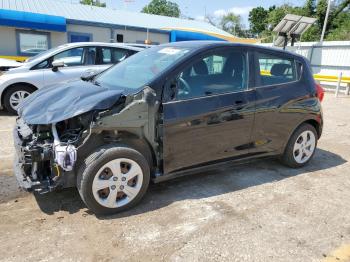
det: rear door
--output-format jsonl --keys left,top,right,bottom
{"left": 250, "top": 50, "right": 309, "bottom": 154}
{"left": 161, "top": 47, "right": 256, "bottom": 174}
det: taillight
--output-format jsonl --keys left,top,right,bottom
{"left": 315, "top": 83, "right": 324, "bottom": 102}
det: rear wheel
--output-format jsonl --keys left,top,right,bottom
{"left": 77, "top": 144, "right": 150, "bottom": 215}
{"left": 281, "top": 123, "right": 318, "bottom": 168}
{"left": 3, "top": 85, "right": 35, "bottom": 114}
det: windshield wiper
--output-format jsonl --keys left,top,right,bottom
{"left": 92, "top": 79, "right": 101, "bottom": 86}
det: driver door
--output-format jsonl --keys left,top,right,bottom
{"left": 161, "top": 47, "right": 256, "bottom": 174}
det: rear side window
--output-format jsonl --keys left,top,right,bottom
{"left": 257, "top": 52, "right": 297, "bottom": 86}
{"left": 100, "top": 47, "right": 129, "bottom": 64}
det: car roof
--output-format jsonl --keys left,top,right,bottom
{"left": 55, "top": 42, "right": 144, "bottom": 52}
{"left": 161, "top": 41, "right": 305, "bottom": 60}
{"left": 24, "top": 42, "right": 143, "bottom": 65}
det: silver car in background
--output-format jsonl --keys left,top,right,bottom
{"left": 0, "top": 42, "right": 142, "bottom": 114}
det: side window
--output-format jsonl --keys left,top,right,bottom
{"left": 173, "top": 50, "right": 247, "bottom": 100}
{"left": 52, "top": 47, "right": 84, "bottom": 67}
{"left": 204, "top": 55, "right": 227, "bottom": 75}
{"left": 101, "top": 48, "right": 112, "bottom": 64}
{"left": 111, "top": 48, "right": 129, "bottom": 63}
{"left": 257, "top": 52, "right": 296, "bottom": 86}
{"left": 32, "top": 59, "right": 50, "bottom": 70}
{"left": 99, "top": 48, "right": 129, "bottom": 64}
{"left": 82, "top": 47, "right": 97, "bottom": 65}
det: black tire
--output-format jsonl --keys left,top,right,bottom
{"left": 77, "top": 144, "right": 150, "bottom": 216}
{"left": 280, "top": 123, "right": 318, "bottom": 168}
{"left": 3, "top": 85, "right": 35, "bottom": 114}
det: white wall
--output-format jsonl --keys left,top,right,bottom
{"left": 67, "top": 24, "right": 110, "bottom": 42}
{"left": 50, "top": 31, "right": 67, "bottom": 47}
{"left": 0, "top": 24, "right": 169, "bottom": 57}
{"left": 0, "top": 27, "right": 18, "bottom": 56}
{"left": 60, "top": 24, "right": 169, "bottom": 45}
{"left": 0, "top": 27, "right": 67, "bottom": 56}
{"left": 260, "top": 41, "right": 350, "bottom": 76}
{"left": 113, "top": 28, "right": 168, "bottom": 44}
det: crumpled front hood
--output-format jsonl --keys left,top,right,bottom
{"left": 18, "top": 80, "right": 125, "bottom": 125}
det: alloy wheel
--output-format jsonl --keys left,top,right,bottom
{"left": 293, "top": 130, "right": 316, "bottom": 164}
{"left": 92, "top": 158, "right": 143, "bottom": 208}
{"left": 9, "top": 90, "right": 31, "bottom": 111}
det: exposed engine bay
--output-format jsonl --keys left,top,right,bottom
{"left": 13, "top": 87, "right": 159, "bottom": 194}
{"left": 14, "top": 113, "right": 93, "bottom": 193}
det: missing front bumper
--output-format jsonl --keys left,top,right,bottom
{"left": 13, "top": 128, "right": 37, "bottom": 190}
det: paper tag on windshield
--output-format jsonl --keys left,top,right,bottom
{"left": 158, "top": 48, "right": 182, "bottom": 55}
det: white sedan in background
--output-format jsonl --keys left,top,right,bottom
{"left": 0, "top": 58, "right": 22, "bottom": 72}
{"left": 0, "top": 42, "right": 142, "bottom": 114}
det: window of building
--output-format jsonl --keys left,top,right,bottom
{"left": 68, "top": 32, "right": 92, "bottom": 43}
{"left": 16, "top": 31, "right": 50, "bottom": 56}
{"left": 116, "top": 34, "right": 124, "bottom": 43}
{"left": 257, "top": 52, "right": 297, "bottom": 86}
{"left": 174, "top": 50, "right": 248, "bottom": 100}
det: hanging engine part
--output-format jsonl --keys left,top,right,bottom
{"left": 52, "top": 123, "right": 77, "bottom": 172}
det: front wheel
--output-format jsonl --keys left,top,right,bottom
{"left": 281, "top": 123, "right": 318, "bottom": 168}
{"left": 77, "top": 145, "right": 150, "bottom": 215}
{"left": 3, "top": 85, "right": 35, "bottom": 114}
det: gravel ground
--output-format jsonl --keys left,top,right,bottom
{"left": 0, "top": 95, "right": 349, "bottom": 262}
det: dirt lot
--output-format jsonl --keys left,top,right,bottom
{"left": 0, "top": 95, "right": 349, "bottom": 262}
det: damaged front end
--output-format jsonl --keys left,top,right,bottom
{"left": 13, "top": 113, "right": 94, "bottom": 193}
{"left": 13, "top": 87, "right": 160, "bottom": 194}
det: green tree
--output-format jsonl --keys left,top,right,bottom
{"left": 248, "top": 7, "right": 269, "bottom": 35}
{"left": 142, "top": 0, "right": 180, "bottom": 18}
{"left": 323, "top": 0, "right": 350, "bottom": 36}
{"left": 267, "top": 4, "right": 296, "bottom": 29}
{"left": 326, "top": 9, "right": 350, "bottom": 40}
{"left": 304, "top": 0, "right": 316, "bottom": 16}
{"left": 80, "top": 0, "right": 106, "bottom": 7}
{"left": 220, "top": 12, "right": 245, "bottom": 37}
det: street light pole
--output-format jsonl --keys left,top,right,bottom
{"left": 320, "top": 0, "right": 332, "bottom": 43}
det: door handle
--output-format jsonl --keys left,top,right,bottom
{"left": 234, "top": 100, "right": 244, "bottom": 110}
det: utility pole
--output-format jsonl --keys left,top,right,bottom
{"left": 320, "top": 0, "right": 332, "bottom": 43}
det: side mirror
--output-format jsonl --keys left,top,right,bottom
{"left": 52, "top": 60, "right": 65, "bottom": 72}
{"left": 80, "top": 70, "right": 98, "bottom": 81}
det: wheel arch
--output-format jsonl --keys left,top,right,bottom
{"left": 1, "top": 82, "right": 38, "bottom": 107}
{"left": 281, "top": 117, "right": 322, "bottom": 154}
{"left": 77, "top": 131, "right": 157, "bottom": 180}
{"left": 114, "top": 132, "right": 157, "bottom": 174}
{"left": 303, "top": 119, "right": 322, "bottom": 139}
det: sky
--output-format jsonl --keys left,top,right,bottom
{"left": 64, "top": 0, "right": 306, "bottom": 27}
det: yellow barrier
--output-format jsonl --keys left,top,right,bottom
{"left": 313, "top": 74, "right": 350, "bottom": 84}
{"left": 262, "top": 70, "right": 350, "bottom": 84}
{"left": 0, "top": 55, "right": 28, "bottom": 62}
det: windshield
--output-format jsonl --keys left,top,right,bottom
{"left": 96, "top": 46, "right": 192, "bottom": 90}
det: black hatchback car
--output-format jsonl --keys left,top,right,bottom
{"left": 14, "top": 41, "right": 324, "bottom": 215}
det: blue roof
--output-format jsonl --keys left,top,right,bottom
{"left": 0, "top": 9, "right": 66, "bottom": 32}
{"left": 0, "top": 0, "right": 233, "bottom": 38}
